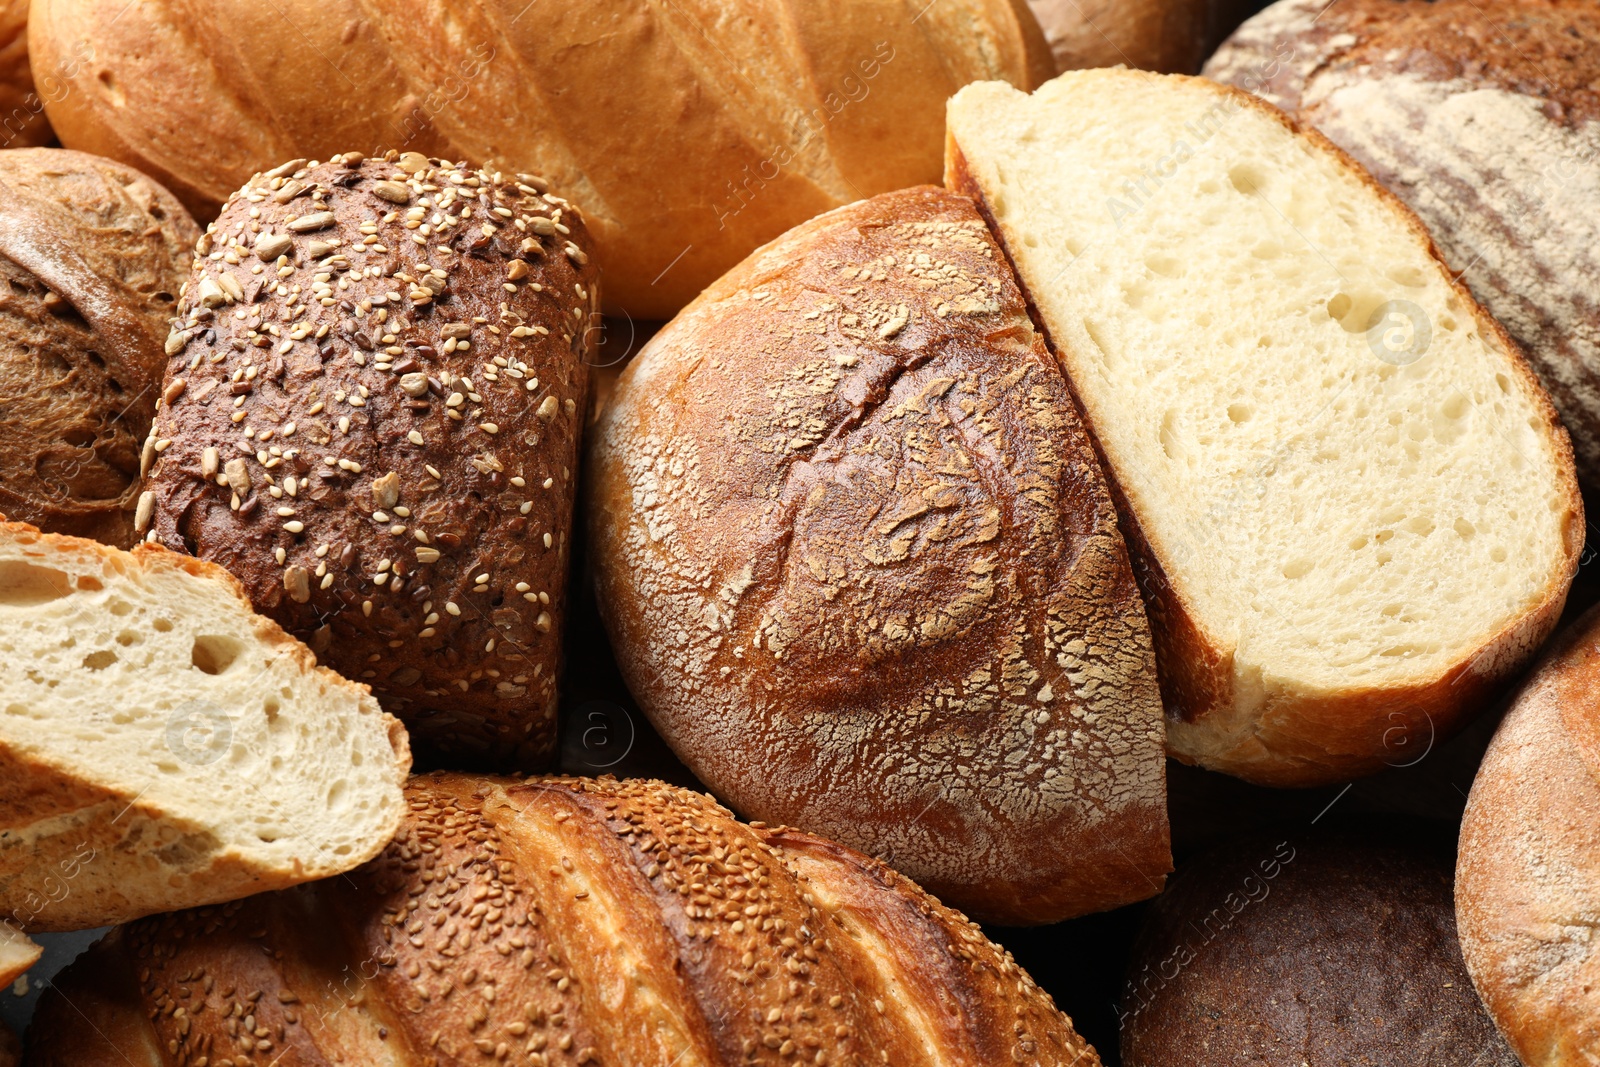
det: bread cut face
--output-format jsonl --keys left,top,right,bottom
{"left": 0, "top": 523, "right": 411, "bottom": 930}
{"left": 0, "top": 923, "right": 39, "bottom": 987}
{"left": 947, "top": 70, "right": 1582, "bottom": 785}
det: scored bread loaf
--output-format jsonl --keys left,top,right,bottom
{"left": 28, "top": 0, "right": 1051, "bottom": 318}
{"left": 1206, "top": 0, "right": 1600, "bottom": 490}
{"left": 0, "top": 922, "right": 37, "bottom": 987}
{"left": 0, "top": 1, "right": 50, "bottom": 149}
{"left": 24, "top": 772, "right": 1103, "bottom": 1067}
{"left": 145, "top": 153, "right": 596, "bottom": 768}
{"left": 1458, "top": 602, "right": 1600, "bottom": 1066}
{"left": 0, "top": 522, "right": 410, "bottom": 931}
{"left": 1122, "top": 828, "right": 1518, "bottom": 1066}
{"left": 946, "top": 70, "right": 1583, "bottom": 786}
{"left": 589, "top": 184, "right": 1172, "bottom": 926}
{"left": 0, "top": 147, "right": 197, "bottom": 546}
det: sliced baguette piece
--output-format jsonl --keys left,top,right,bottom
{"left": 0, "top": 922, "right": 38, "bottom": 987}
{"left": 0, "top": 523, "right": 411, "bottom": 930}
{"left": 946, "top": 70, "right": 1583, "bottom": 786}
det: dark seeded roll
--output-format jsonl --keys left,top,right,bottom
{"left": 0, "top": 147, "right": 197, "bottom": 545}
{"left": 1121, "top": 828, "right": 1518, "bottom": 1066}
{"left": 146, "top": 151, "right": 598, "bottom": 768}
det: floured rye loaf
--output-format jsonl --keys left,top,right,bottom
{"left": 947, "top": 70, "right": 1582, "bottom": 786}
{"left": 0, "top": 523, "right": 409, "bottom": 931}
{"left": 26, "top": 773, "right": 1103, "bottom": 1067}
{"left": 589, "top": 185, "right": 1171, "bottom": 926}
{"left": 1206, "top": 0, "right": 1600, "bottom": 489}
{"left": 146, "top": 153, "right": 597, "bottom": 768}
{"left": 0, "top": 147, "right": 197, "bottom": 546}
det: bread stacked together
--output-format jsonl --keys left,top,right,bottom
{"left": 0, "top": 0, "right": 1596, "bottom": 1063}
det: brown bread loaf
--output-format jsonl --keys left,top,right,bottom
{"left": 1122, "top": 829, "right": 1518, "bottom": 1066}
{"left": 588, "top": 185, "right": 1171, "bottom": 926}
{"left": 28, "top": 0, "right": 1052, "bottom": 319}
{"left": 144, "top": 152, "right": 596, "bottom": 768}
{"left": 23, "top": 772, "right": 1103, "bottom": 1067}
{"left": 0, "top": 1, "right": 51, "bottom": 149}
{"left": 1458, "top": 602, "right": 1600, "bottom": 1066}
{"left": 0, "top": 147, "right": 197, "bottom": 545}
{"left": 0, "top": 1019, "right": 14, "bottom": 1067}
{"left": 1205, "top": 0, "right": 1600, "bottom": 489}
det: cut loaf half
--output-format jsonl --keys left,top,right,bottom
{"left": 947, "top": 70, "right": 1583, "bottom": 786}
{"left": 0, "top": 523, "right": 411, "bottom": 930}
{"left": 0, "top": 922, "right": 38, "bottom": 987}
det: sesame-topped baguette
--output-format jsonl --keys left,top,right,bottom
{"left": 146, "top": 152, "right": 598, "bottom": 768}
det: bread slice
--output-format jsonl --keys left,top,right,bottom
{"left": 0, "top": 923, "right": 39, "bottom": 987}
{"left": 0, "top": 523, "right": 411, "bottom": 930}
{"left": 946, "top": 70, "right": 1582, "bottom": 785}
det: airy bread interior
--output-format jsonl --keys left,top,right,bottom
{"left": 947, "top": 72, "right": 1574, "bottom": 707}
{"left": 0, "top": 528, "right": 408, "bottom": 897}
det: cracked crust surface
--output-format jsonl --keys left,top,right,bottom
{"left": 588, "top": 185, "right": 1170, "bottom": 925}
{"left": 25, "top": 772, "right": 1102, "bottom": 1067}
{"left": 1459, "top": 603, "right": 1600, "bottom": 1067}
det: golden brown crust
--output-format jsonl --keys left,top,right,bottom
{"left": 26, "top": 772, "right": 1103, "bottom": 1066}
{"left": 588, "top": 185, "right": 1170, "bottom": 925}
{"left": 30, "top": 0, "right": 1049, "bottom": 318}
{"left": 946, "top": 71, "right": 1584, "bottom": 786}
{"left": 0, "top": 521, "right": 411, "bottom": 931}
{"left": 1025, "top": 0, "right": 1211, "bottom": 74}
{"left": 144, "top": 154, "right": 595, "bottom": 768}
{"left": 0, "top": 148, "right": 197, "bottom": 546}
{"left": 0, "top": 1, "right": 51, "bottom": 150}
{"left": 1459, "top": 603, "right": 1600, "bottom": 1067}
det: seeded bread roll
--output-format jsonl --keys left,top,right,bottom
{"left": 589, "top": 185, "right": 1171, "bottom": 926}
{"left": 0, "top": 147, "right": 197, "bottom": 546}
{"left": 1206, "top": 0, "right": 1600, "bottom": 490}
{"left": 24, "top": 772, "right": 1103, "bottom": 1067}
{"left": 29, "top": 0, "right": 1051, "bottom": 319}
{"left": 0, "top": 1, "right": 51, "bottom": 149}
{"left": 145, "top": 152, "right": 597, "bottom": 768}
{"left": 1458, "top": 603, "right": 1600, "bottom": 1066}
{"left": 1122, "top": 829, "right": 1518, "bottom": 1067}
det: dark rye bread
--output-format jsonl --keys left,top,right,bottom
{"left": 146, "top": 152, "right": 597, "bottom": 768}
{"left": 589, "top": 185, "right": 1170, "bottom": 926}
{"left": 0, "top": 147, "right": 197, "bottom": 545}
{"left": 24, "top": 772, "right": 1102, "bottom": 1067}
{"left": 1121, "top": 829, "right": 1518, "bottom": 1067}
{"left": 1206, "top": 0, "right": 1600, "bottom": 488}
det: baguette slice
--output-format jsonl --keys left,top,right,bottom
{"left": 0, "top": 523, "right": 411, "bottom": 930}
{"left": 0, "top": 922, "right": 38, "bottom": 986}
{"left": 947, "top": 70, "right": 1583, "bottom": 786}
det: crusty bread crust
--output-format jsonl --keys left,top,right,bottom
{"left": 0, "top": 522, "right": 411, "bottom": 931}
{"left": 945, "top": 70, "right": 1583, "bottom": 787}
{"left": 29, "top": 0, "right": 1049, "bottom": 317}
{"left": 25, "top": 773, "right": 1103, "bottom": 1067}
{"left": 589, "top": 185, "right": 1171, "bottom": 924}
{"left": 1459, "top": 603, "right": 1600, "bottom": 1067}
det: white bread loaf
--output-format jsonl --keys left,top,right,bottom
{"left": 1206, "top": 0, "right": 1600, "bottom": 490}
{"left": 946, "top": 70, "right": 1582, "bottom": 786}
{"left": 0, "top": 523, "right": 411, "bottom": 931}
{"left": 1458, "top": 603, "right": 1600, "bottom": 1067}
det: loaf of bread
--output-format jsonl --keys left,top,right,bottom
{"left": 24, "top": 772, "right": 1103, "bottom": 1066}
{"left": 0, "top": 147, "right": 197, "bottom": 546}
{"left": 1025, "top": 0, "right": 1265, "bottom": 74}
{"left": 1122, "top": 828, "right": 1518, "bottom": 1065}
{"left": 946, "top": 70, "right": 1583, "bottom": 786}
{"left": 1458, "top": 602, "right": 1600, "bottom": 1066}
{"left": 590, "top": 184, "right": 1172, "bottom": 926}
{"left": 1206, "top": 0, "right": 1600, "bottom": 490}
{"left": 0, "top": 923, "right": 36, "bottom": 987}
{"left": 0, "top": 522, "right": 410, "bottom": 931}
{"left": 145, "top": 153, "right": 594, "bottom": 768}
{"left": 29, "top": 0, "right": 1052, "bottom": 319}
{"left": 0, "top": 1, "right": 50, "bottom": 149}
